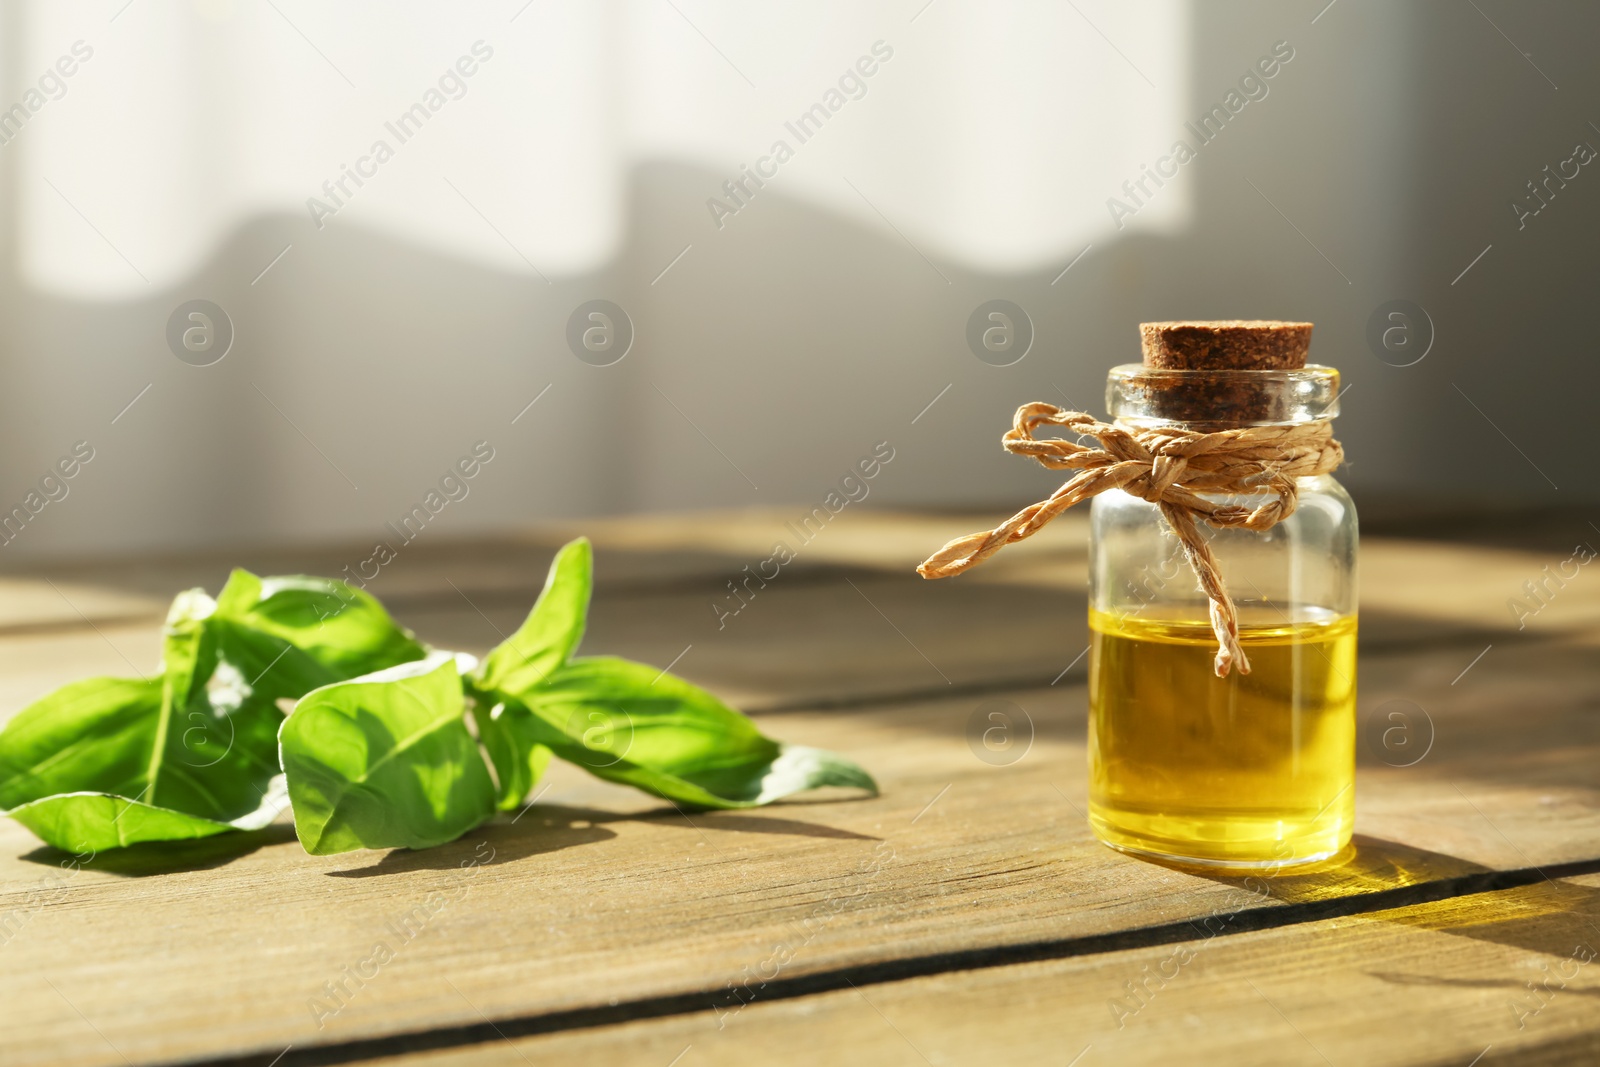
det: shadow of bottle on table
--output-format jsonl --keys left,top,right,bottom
{"left": 1131, "top": 836, "right": 1600, "bottom": 1060}
{"left": 1158, "top": 835, "right": 1600, "bottom": 979}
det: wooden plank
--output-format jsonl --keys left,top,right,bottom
{"left": 361, "top": 873, "right": 1600, "bottom": 1067}
{"left": 2, "top": 515, "right": 1595, "bottom": 1065}
{"left": 2, "top": 510, "right": 1596, "bottom": 650}
{"left": 2, "top": 631, "right": 1596, "bottom": 1067}
{"left": 0, "top": 623, "right": 162, "bottom": 716}
{"left": 0, "top": 532, "right": 1590, "bottom": 716}
{"left": 0, "top": 573, "right": 1089, "bottom": 716}
{"left": 0, "top": 512, "right": 1101, "bottom": 713}
{"left": 0, "top": 576, "right": 164, "bottom": 635}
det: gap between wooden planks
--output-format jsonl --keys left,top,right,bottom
{"left": 353, "top": 874, "right": 1600, "bottom": 1067}
{"left": 1, "top": 633, "right": 1596, "bottom": 1067}
{"left": 1, "top": 514, "right": 1596, "bottom": 1065}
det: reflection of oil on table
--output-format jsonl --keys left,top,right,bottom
{"left": 2, "top": 511, "right": 1597, "bottom": 1066}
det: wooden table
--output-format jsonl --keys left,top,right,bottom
{"left": 2, "top": 510, "right": 1597, "bottom": 1066}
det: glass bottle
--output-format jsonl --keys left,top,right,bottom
{"left": 1086, "top": 364, "right": 1357, "bottom": 869}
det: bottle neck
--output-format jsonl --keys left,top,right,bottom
{"left": 1106, "top": 364, "right": 1341, "bottom": 430}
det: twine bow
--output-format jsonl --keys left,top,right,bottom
{"left": 917, "top": 403, "right": 1344, "bottom": 676}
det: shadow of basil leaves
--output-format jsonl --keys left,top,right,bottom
{"left": 326, "top": 803, "right": 880, "bottom": 878}
{"left": 19, "top": 823, "right": 298, "bottom": 877}
{"left": 326, "top": 809, "right": 617, "bottom": 877}
{"left": 641, "top": 807, "right": 880, "bottom": 842}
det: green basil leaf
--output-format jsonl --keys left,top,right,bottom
{"left": 5, "top": 777, "right": 288, "bottom": 854}
{"left": 279, "top": 653, "right": 496, "bottom": 854}
{"left": 140, "top": 572, "right": 427, "bottom": 834}
{"left": 464, "top": 539, "right": 588, "bottom": 809}
{"left": 213, "top": 570, "right": 427, "bottom": 680}
{"left": 474, "top": 538, "right": 591, "bottom": 696}
{"left": 0, "top": 666, "right": 292, "bottom": 853}
{"left": 521, "top": 657, "right": 877, "bottom": 809}
{"left": 0, "top": 676, "right": 162, "bottom": 813}
{"left": 467, "top": 696, "right": 552, "bottom": 811}
{"left": 0, "top": 570, "right": 426, "bottom": 851}
{"left": 141, "top": 588, "right": 287, "bottom": 823}
{"left": 0, "top": 605, "right": 288, "bottom": 852}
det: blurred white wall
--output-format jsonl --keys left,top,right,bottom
{"left": 0, "top": 0, "right": 1592, "bottom": 560}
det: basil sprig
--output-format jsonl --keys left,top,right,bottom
{"left": 0, "top": 539, "right": 876, "bottom": 856}
{"left": 0, "top": 572, "right": 425, "bottom": 852}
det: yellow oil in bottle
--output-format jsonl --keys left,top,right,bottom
{"left": 1087, "top": 607, "right": 1356, "bottom": 868}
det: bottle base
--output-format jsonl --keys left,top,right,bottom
{"left": 1088, "top": 804, "right": 1352, "bottom": 871}
{"left": 1092, "top": 834, "right": 1346, "bottom": 871}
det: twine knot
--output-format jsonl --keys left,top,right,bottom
{"left": 917, "top": 403, "right": 1344, "bottom": 677}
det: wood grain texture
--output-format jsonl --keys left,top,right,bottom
{"left": 0, "top": 639, "right": 1594, "bottom": 1066}
{"left": 366, "top": 874, "right": 1600, "bottom": 1067}
{"left": 1, "top": 511, "right": 1593, "bottom": 715}
{"left": 0, "top": 512, "right": 1594, "bottom": 1066}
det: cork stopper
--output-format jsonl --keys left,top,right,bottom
{"left": 1120, "top": 320, "right": 1319, "bottom": 426}
{"left": 1140, "top": 321, "right": 1312, "bottom": 370}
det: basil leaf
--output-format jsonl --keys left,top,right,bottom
{"left": 467, "top": 541, "right": 875, "bottom": 813}
{"left": 0, "top": 670, "right": 292, "bottom": 853}
{"left": 0, "top": 570, "right": 426, "bottom": 852}
{"left": 465, "top": 538, "right": 587, "bottom": 809}
{"left": 0, "top": 600, "right": 290, "bottom": 852}
{"left": 468, "top": 696, "right": 552, "bottom": 811}
{"left": 279, "top": 653, "right": 496, "bottom": 854}
{"left": 6, "top": 777, "right": 288, "bottom": 853}
{"left": 141, "top": 588, "right": 288, "bottom": 823}
{"left": 474, "top": 538, "right": 591, "bottom": 695}
{"left": 213, "top": 570, "right": 427, "bottom": 680}
{"left": 136, "top": 571, "right": 426, "bottom": 835}
{"left": 519, "top": 657, "right": 877, "bottom": 809}
{"left": 0, "top": 676, "right": 162, "bottom": 812}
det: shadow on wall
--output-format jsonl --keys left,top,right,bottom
{"left": 1, "top": 2, "right": 1598, "bottom": 562}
